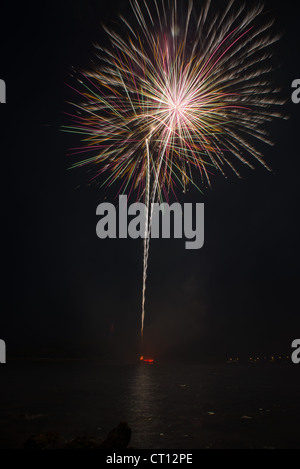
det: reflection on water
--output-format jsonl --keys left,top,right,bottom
{"left": 127, "top": 364, "right": 162, "bottom": 448}
{"left": 0, "top": 361, "right": 299, "bottom": 449}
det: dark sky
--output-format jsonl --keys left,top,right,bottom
{"left": 1, "top": 0, "right": 300, "bottom": 361}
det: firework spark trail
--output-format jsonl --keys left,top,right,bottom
{"left": 141, "top": 134, "right": 151, "bottom": 339}
{"left": 64, "top": 0, "right": 285, "bottom": 341}
{"left": 141, "top": 129, "right": 171, "bottom": 339}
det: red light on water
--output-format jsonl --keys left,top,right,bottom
{"left": 140, "top": 356, "right": 155, "bottom": 364}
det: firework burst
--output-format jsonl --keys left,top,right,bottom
{"left": 64, "top": 0, "right": 285, "bottom": 339}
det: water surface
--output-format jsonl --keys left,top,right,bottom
{"left": 0, "top": 361, "right": 299, "bottom": 449}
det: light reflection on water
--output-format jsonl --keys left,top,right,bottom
{"left": 125, "top": 362, "right": 209, "bottom": 449}
{"left": 127, "top": 364, "right": 162, "bottom": 448}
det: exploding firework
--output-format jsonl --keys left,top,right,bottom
{"left": 64, "top": 0, "right": 284, "bottom": 340}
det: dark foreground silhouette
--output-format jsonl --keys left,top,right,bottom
{"left": 23, "top": 422, "right": 131, "bottom": 450}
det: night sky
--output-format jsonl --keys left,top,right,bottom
{"left": 1, "top": 0, "right": 300, "bottom": 361}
